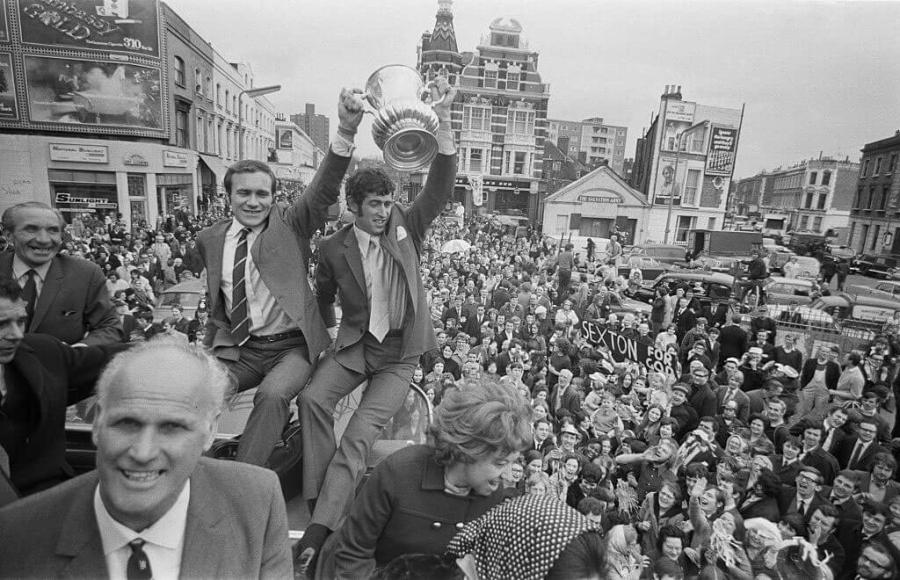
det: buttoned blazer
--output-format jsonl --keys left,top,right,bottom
{"left": 0, "top": 254, "right": 123, "bottom": 345}
{"left": 196, "top": 150, "right": 350, "bottom": 362}
{"left": 316, "top": 153, "right": 456, "bottom": 370}
{"left": 6, "top": 334, "right": 125, "bottom": 495}
{"left": 0, "top": 458, "right": 292, "bottom": 579}
{"left": 836, "top": 436, "right": 886, "bottom": 471}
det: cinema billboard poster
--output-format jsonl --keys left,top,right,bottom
{"left": 705, "top": 125, "right": 738, "bottom": 176}
{"left": 0, "top": 4, "right": 9, "bottom": 43}
{"left": 0, "top": 53, "right": 18, "bottom": 120}
{"left": 17, "top": 0, "right": 161, "bottom": 58}
{"left": 24, "top": 55, "right": 162, "bottom": 130}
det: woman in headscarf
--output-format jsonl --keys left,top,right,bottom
{"left": 447, "top": 494, "right": 607, "bottom": 580}
{"left": 605, "top": 524, "right": 646, "bottom": 580}
{"left": 322, "top": 381, "right": 532, "bottom": 579}
{"left": 635, "top": 480, "right": 686, "bottom": 559}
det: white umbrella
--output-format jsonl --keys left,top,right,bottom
{"left": 441, "top": 239, "right": 471, "bottom": 254}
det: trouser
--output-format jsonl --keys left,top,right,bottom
{"left": 224, "top": 334, "right": 312, "bottom": 466}
{"left": 557, "top": 268, "right": 572, "bottom": 301}
{"left": 736, "top": 279, "right": 765, "bottom": 302}
{"left": 298, "top": 333, "right": 417, "bottom": 531}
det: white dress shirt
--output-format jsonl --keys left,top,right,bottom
{"left": 12, "top": 256, "right": 52, "bottom": 296}
{"left": 95, "top": 481, "right": 190, "bottom": 580}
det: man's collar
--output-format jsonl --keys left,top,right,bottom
{"left": 227, "top": 219, "right": 264, "bottom": 238}
{"left": 94, "top": 480, "right": 190, "bottom": 553}
{"left": 12, "top": 255, "right": 52, "bottom": 280}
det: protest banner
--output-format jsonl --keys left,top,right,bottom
{"left": 581, "top": 321, "right": 679, "bottom": 378}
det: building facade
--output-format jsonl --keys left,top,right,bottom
{"left": 848, "top": 132, "right": 900, "bottom": 254}
{"left": 417, "top": 1, "right": 550, "bottom": 221}
{"left": 629, "top": 86, "right": 743, "bottom": 244}
{"left": 290, "top": 103, "right": 330, "bottom": 154}
{"left": 547, "top": 117, "right": 627, "bottom": 176}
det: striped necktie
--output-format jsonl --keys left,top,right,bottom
{"left": 21, "top": 270, "right": 37, "bottom": 328}
{"left": 231, "top": 228, "right": 252, "bottom": 346}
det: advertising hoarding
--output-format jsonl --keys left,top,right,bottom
{"left": 49, "top": 142, "right": 108, "bottom": 162}
{"left": 706, "top": 125, "right": 737, "bottom": 176}
{"left": 0, "top": 5, "right": 9, "bottom": 43}
{"left": 276, "top": 127, "right": 293, "bottom": 149}
{"left": 0, "top": 53, "right": 18, "bottom": 120}
{"left": 654, "top": 154, "right": 680, "bottom": 204}
{"left": 17, "top": 0, "right": 161, "bottom": 58}
{"left": 660, "top": 101, "right": 695, "bottom": 152}
{"left": 24, "top": 55, "right": 162, "bottom": 130}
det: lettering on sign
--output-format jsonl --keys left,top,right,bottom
{"left": 581, "top": 321, "right": 679, "bottom": 378}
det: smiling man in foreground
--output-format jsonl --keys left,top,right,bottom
{"left": 0, "top": 339, "right": 292, "bottom": 579}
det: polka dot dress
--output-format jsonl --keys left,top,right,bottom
{"left": 446, "top": 494, "right": 593, "bottom": 580}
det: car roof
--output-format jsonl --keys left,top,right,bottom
{"left": 813, "top": 293, "right": 900, "bottom": 309}
{"left": 159, "top": 278, "right": 204, "bottom": 294}
{"left": 768, "top": 277, "right": 813, "bottom": 287}
{"left": 655, "top": 271, "right": 734, "bottom": 284}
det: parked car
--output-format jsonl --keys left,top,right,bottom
{"left": 634, "top": 271, "right": 735, "bottom": 304}
{"left": 618, "top": 255, "right": 671, "bottom": 280}
{"left": 808, "top": 293, "right": 900, "bottom": 333}
{"left": 851, "top": 253, "right": 900, "bottom": 279}
{"left": 846, "top": 281, "right": 900, "bottom": 300}
{"left": 776, "top": 255, "right": 821, "bottom": 280}
{"left": 827, "top": 245, "right": 856, "bottom": 261}
{"left": 767, "top": 250, "right": 796, "bottom": 274}
{"left": 764, "top": 276, "right": 815, "bottom": 306}
{"left": 623, "top": 244, "right": 688, "bottom": 268}
{"left": 762, "top": 303, "right": 841, "bottom": 332}
{"left": 153, "top": 278, "right": 205, "bottom": 322}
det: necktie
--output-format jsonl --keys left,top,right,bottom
{"left": 21, "top": 270, "right": 37, "bottom": 328}
{"left": 368, "top": 238, "right": 390, "bottom": 342}
{"left": 230, "top": 228, "right": 252, "bottom": 346}
{"left": 127, "top": 538, "right": 152, "bottom": 580}
{"left": 799, "top": 499, "right": 807, "bottom": 515}
{"left": 849, "top": 441, "right": 864, "bottom": 468}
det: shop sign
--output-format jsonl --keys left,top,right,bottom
{"left": 55, "top": 192, "right": 117, "bottom": 209}
{"left": 163, "top": 150, "right": 189, "bottom": 168}
{"left": 578, "top": 194, "right": 620, "bottom": 204}
{"left": 123, "top": 153, "right": 148, "bottom": 166}
{"left": 49, "top": 143, "right": 108, "bottom": 163}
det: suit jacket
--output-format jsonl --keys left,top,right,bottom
{"left": 0, "top": 458, "right": 291, "bottom": 579}
{"left": 3, "top": 334, "right": 125, "bottom": 495}
{"left": 317, "top": 153, "right": 456, "bottom": 371}
{"left": 196, "top": 149, "right": 350, "bottom": 363}
{"left": 800, "top": 359, "right": 840, "bottom": 390}
{"left": 714, "top": 385, "right": 751, "bottom": 423}
{"left": 770, "top": 455, "right": 803, "bottom": 486}
{"left": 0, "top": 254, "right": 123, "bottom": 345}
{"left": 836, "top": 436, "right": 886, "bottom": 471}
{"left": 738, "top": 495, "right": 780, "bottom": 521}
{"left": 717, "top": 325, "right": 748, "bottom": 361}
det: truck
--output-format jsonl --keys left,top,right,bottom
{"left": 686, "top": 230, "right": 764, "bottom": 273}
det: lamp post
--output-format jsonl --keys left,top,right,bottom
{"left": 237, "top": 84, "right": 281, "bottom": 160}
{"left": 663, "top": 120, "right": 710, "bottom": 244}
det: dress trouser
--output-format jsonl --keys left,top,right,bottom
{"left": 298, "top": 333, "right": 417, "bottom": 531}
{"left": 223, "top": 335, "right": 311, "bottom": 465}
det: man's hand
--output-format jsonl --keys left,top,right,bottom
{"left": 429, "top": 76, "right": 456, "bottom": 124}
{"left": 338, "top": 88, "right": 365, "bottom": 134}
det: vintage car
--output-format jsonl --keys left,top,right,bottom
{"left": 764, "top": 276, "right": 815, "bottom": 306}
{"left": 622, "top": 244, "right": 688, "bottom": 268}
{"left": 618, "top": 255, "right": 671, "bottom": 280}
{"left": 808, "top": 293, "right": 900, "bottom": 333}
{"left": 152, "top": 278, "right": 206, "bottom": 322}
{"left": 763, "top": 303, "right": 842, "bottom": 332}
{"left": 851, "top": 253, "right": 900, "bottom": 279}
{"left": 633, "top": 271, "right": 735, "bottom": 306}
{"left": 847, "top": 281, "right": 900, "bottom": 300}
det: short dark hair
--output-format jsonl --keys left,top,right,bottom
{"left": 0, "top": 277, "right": 22, "bottom": 302}
{"left": 345, "top": 166, "right": 395, "bottom": 210}
{"left": 223, "top": 159, "right": 277, "bottom": 195}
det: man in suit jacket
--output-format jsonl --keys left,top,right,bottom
{"left": 195, "top": 90, "right": 359, "bottom": 466}
{"left": 836, "top": 418, "right": 885, "bottom": 471}
{"left": 717, "top": 315, "right": 748, "bottom": 363}
{"left": 1, "top": 202, "right": 123, "bottom": 345}
{"left": 0, "top": 340, "right": 291, "bottom": 578}
{"left": 296, "top": 79, "right": 457, "bottom": 570}
{"left": 0, "top": 278, "right": 125, "bottom": 496}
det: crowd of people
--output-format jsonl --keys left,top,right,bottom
{"left": 1, "top": 81, "right": 900, "bottom": 580}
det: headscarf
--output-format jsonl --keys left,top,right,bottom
{"left": 446, "top": 494, "right": 592, "bottom": 580}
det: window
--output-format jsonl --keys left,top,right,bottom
{"left": 174, "top": 57, "right": 185, "bottom": 87}
{"left": 809, "top": 172, "right": 817, "bottom": 185}
{"left": 555, "top": 215, "right": 568, "bottom": 234}
{"left": 822, "top": 170, "right": 831, "bottom": 185}
{"left": 889, "top": 154, "right": 897, "bottom": 174}
{"left": 506, "top": 109, "right": 535, "bottom": 135}
{"left": 216, "top": 83, "right": 221, "bottom": 106}
{"left": 863, "top": 159, "right": 870, "bottom": 176}
{"left": 484, "top": 70, "right": 497, "bottom": 89}
{"left": 882, "top": 186, "right": 891, "bottom": 210}
{"left": 804, "top": 191, "right": 815, "bottom": 209}
{"left": 708, "top": 217, "right": 717, "bottom": 230}
{"left": 470, "top": 148, "right": 483, "bottom": 173}
{"left": 127, "top": 174, "right": 145, "bottom": 197}
{"left": 875, "top": 157, "right": 883, "bottom": 175}
{"left": 175, "top": 107, "right": 188, "bottom": 148}
{"left": 812, "top": 216, "right": 822, "bottom": 232}
{"left": 675, "top": 215, "right": 696, "bottom": 242}
{"left": 799, "top": 215, "right": 809, "bottom": 230}
{"left": 194, "top": 68, "right": 201, "bottom": 93}
{"left": 683, "top": 169, "right": 701, "bottom": 205}
{"left": 871, "top": 225, "right": 881, "bottom": 250}
{"left": 463, "top": 104, "right": 491, "bottom": 131}
{"left": 506, "top": 71, "right": 519, "bottom": 89}
{"left": 513, "top": 152, "right": 527, "bottom": 175}
{"left": 225, "top": 90, "right": 230, "bottom": 113}
{"left": 196, "top": 113, "right": 203, "bottom": 151}
{"left": 817, "top": 192, "right": 827, "bottom": 210}
{"left": 869, "top": 186, "right": 878, "bottom": 209}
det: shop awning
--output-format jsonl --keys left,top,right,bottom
{"left": 198, "top": 153, "right": 231, "bottom": 182}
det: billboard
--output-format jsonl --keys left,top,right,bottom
{"left": 660, "top": 101, "right": 695, "bottom": 152}
{"left": 17, "top": 0, "right": 161, "bottom": 58}
{"left": 0, "top": 4, "right": 9, "bottom": 43}
{"left": 654, "top": 154, "right": 680, "bottom": 204}
{"left": 0, "top": 53, "right": 18, "bottom": 120}
{"left": 24, "top": 55, "right": 162, "bottom": 130}
{"left": 276, "top": 127, "right": 293, "bottom": 149}
{"left": 706, "top": 125, "right": 738, "bottom": 176}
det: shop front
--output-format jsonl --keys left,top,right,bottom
{"left": 48, "top": 169, "right": 118, "bottom": 224}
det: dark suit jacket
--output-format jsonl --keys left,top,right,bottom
{"left": 836, "top": 436, "right": 885, "bottom": 471}
{"left": 4, "top": 334, "right": 125, "bottom": 495}
{"left": 0, "top": 254, "right": 123, "bottom": 345}
{"left": 800, "top": 359, "right": 840, "bottom": 390}
{"left": 317, "top": 153, "right": 456, "bottom": 371}
{"left": 738, "top": 495, "right": 780, "bottom": 521}
{"left": 717, "top": 324, "right": 747, "bottom": 360}
{"left": 770, "top": 455, "right": 803, "bottom": 486}
{"left": 196, "top": 149, "right": 350, "bottom": 363}
{"left": 0, "top": 458, "right": 291, "bottom": 579}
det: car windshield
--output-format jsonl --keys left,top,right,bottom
{"left": 649, "top": 248, "right": 685, "bottom": 259}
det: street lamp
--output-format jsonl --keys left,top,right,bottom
{"left": 663, "top": 120, "right": 709, "bottom": 244}
{"left": 237, "top": 84, "right": 281, "bottom": 160}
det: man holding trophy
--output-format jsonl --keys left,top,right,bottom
{"left": 295, "top": 72, "right": 457, "bottom": 573}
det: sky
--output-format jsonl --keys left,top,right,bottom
{"left": 164, "top": 0, "right": 900, "bottom": 179}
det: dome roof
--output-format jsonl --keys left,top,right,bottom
{"left": 489, "top": 17, "right": 522, "bottom": 33}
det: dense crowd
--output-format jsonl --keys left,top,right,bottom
{"left": 37, "top": 206, "right": 900, "bottom": 579}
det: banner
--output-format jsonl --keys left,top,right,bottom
{"left": 706, "top": 126, "right": 737, "bottom": 176}
{"left": 17, "top": 0, "right": 161, "bottom": 58}
{"left": 581, "top": 321, "right": 679, "bottom": 378}
{"left": 24, "top": 55, "right": 162, "bottom": 130}
{"left": 0, "top": 53, "right": 18, "bottom": 120}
